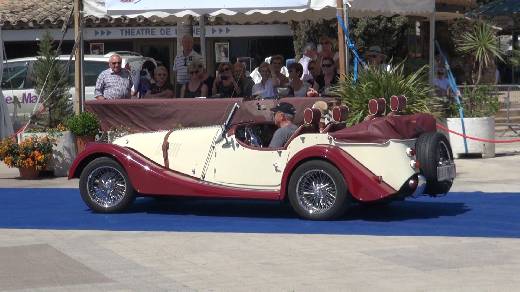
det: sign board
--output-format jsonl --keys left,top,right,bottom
{"left": 1, "top": 25, "right": 291, "bottom": 42}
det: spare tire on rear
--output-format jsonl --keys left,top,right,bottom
{"left": 415, "top": 132, "right": 455, "bottom": 195}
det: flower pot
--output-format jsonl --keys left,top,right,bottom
{"left": 20, "top": 131, "right": 77, "bottom": 177}
{"left": 18, "top": 166, "right": 40, "bottom": 179}
{"left": 447, "top": 117, "right": 495, "bottom": 158}
{"left": 75, "top": 136, "right": 95, "bottom": 154}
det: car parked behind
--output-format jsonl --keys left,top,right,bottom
{"left": 1, "top": 52, "right": 157, "bottom": 128}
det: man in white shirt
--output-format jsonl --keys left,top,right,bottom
{"left": 299, "top": 42, "right": 317, "bottom": 82}
{"left": 173, "top": 35, "right": 204, "bottom": 97}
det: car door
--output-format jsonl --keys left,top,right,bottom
{"left": 207, "top": 136, "right": 290, "bottom": 190}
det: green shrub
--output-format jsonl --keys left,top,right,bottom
{"left": 66, "top": 112, "right": 100, "bottom": 137}
{"left": 332, "top": 61, "right": 433, "bottom": 125}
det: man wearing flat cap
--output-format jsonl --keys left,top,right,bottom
{"left": 269, "top": 102, "right": 298, "bottom": 148}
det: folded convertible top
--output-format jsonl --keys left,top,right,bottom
{"left": 329, "top": 113, "right": 437, "bottom": 143}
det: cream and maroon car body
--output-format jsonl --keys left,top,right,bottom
{"left": 69, "top": 101, "right": 456, "bottom": 220}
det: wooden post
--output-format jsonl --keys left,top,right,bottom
{"left": 73, "top": 0, "right": 82, "bottom": 114}
{"left": 336, "top": 0, "right": 347, "bottom": 76}
{"left": 429, "top": 11, "right": 436, "bottom": 85}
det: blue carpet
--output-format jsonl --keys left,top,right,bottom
{"left": 1, "top": 188, "right": 519, "bottom": 237}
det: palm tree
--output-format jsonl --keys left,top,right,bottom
{"left": 455, "top": 20, "right": 504, "bottom": 86}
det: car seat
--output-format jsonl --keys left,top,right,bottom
{"left": 387, "top": 95, "right": 407, "bottom": 116}
{"left": 283, "top": 108, "right": 321, "bottom": 148}
{"left": 364, "top": 98, "right": 386, "bottom": 121}
{"left": 322, "top": 105, "right": 349, "bottom": 133}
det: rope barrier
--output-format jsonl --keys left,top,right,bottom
{"left": 436, "top": 123, "right": 520, "bottom": 143}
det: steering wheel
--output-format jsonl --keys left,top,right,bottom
{"left": 245, "top": 126, "right": 262, "bottom": 147}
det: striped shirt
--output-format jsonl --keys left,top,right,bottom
{"left": 172, "top": 50, "right": 203, "bottom": 85}
{"left": 95, "top": 68, "right": 133, "bottom": 99}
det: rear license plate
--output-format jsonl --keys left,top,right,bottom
{"left": 437, "top": 164, "right": 456, "bottom": 181}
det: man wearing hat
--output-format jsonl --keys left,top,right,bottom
{"left": 365, "top": 45, "right": 389, "bottom": 71}
{"left": 269, "top": 102, "right": 298, "bottom": 148}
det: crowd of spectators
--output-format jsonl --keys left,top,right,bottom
{"left": 95, "top": 34, "right": 353, "bottom": 100}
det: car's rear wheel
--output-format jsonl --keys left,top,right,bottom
{"left": 415, "top": 132, "right": 454, "bottom": 195}
{"left": 79, "top": 157, "right": 136, "bottom": 212}
{"left": 288, "top": 160, "right": 349, "bottom": 220}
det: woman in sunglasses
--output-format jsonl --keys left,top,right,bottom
{"left": 143, "top": 65, "right": 174, "bottom": 99}
{"left": 212, "top": 62, "right": 240, "bottom": 98}
{"left": 180, "top": 61, "right": 208, "bottom": 98}
{"left": 313, "top": 57, "right": 339, "bottom": 95}
{"left": 317, "top": 36, "right": 339, "bottom": 69}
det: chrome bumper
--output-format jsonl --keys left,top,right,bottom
{"left": 411, "top": 174, "right": 427, "bottom": 196}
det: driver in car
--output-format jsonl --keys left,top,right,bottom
{"left": 269, "top": 102, "right": 298, "bottom": 148}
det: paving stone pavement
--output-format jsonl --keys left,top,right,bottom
{"left": 0, "top": 142, "right": 519, "bottom": 291}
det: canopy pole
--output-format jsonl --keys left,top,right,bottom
{"left": 73, "top": 0, "right": 83, "bottom": 114}
{"left": 336, "top": 0, "right": 347, "bottom": 76}
{"left": 343, "top": 1, "right": 349, "bottom": 75}
{"left": 428, "top": 11, "right": 436, "bottom": 85}
{"left": 199, "top": 15, "right": 206, "bottom": 64}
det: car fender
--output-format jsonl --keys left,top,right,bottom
{"left": 280, "top": 145, "right": 396, "bottom": 202}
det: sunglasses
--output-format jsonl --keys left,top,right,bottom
{"left": 322, "top": 63, "right": 333, "bottom": 68}
{"left": 272, "top": 62, "right": 282, "bottom": 66}
{"left": 110, "top": 61, "right": 122, "bottom": 65}
{"left": 308, "top": 67, "right": 315, "bottom": 70}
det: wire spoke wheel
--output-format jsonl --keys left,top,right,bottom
{"left": 79, "top": 157, "right": 136, "bottom": 213}
{"left": 289, "top": 160, "right": 348, "bottom": 220}
{"left": 87, "top": 166, "right": 127, "bottom": 208}
{"left": 296, "top": 170, "right": 337, "bottom": 214}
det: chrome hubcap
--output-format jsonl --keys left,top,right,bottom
{"left": 87, "top": 166, "right": 127, "bottom": 208}
{"left": 296, "top": 169, "right": 337, "bottom": 214}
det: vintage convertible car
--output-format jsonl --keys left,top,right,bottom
{"left": 69, "top": 97, "right": 456, "bottom": 220}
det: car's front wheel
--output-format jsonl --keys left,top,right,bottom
{"left": 288, "top": 160, "right": 349, "bottom": 220}
{"left": 79, "top": 157, "right": 136, "bottom": 213}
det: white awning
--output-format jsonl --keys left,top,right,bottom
{"left": 84, "top": 0, "right": 435, "bottom": 22}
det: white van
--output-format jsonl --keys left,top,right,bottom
{"left": 1, "top": 52, "right": 157, "bottom": 125}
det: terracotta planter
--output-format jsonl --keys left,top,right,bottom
{"left": 18, "top": 167, "right": 40, "bottom": 179}
{"left": 75, "top": 136, "right": 95, "bottom": 154}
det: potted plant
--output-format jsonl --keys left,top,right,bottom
{"left": 66, "top": 112, "right": 100, "bottom": 153}
{"left": 447, "top": 20, "right": 503, "bottom": 158}
{"left": 20, "top": 123, "right": 76, "bottom": 177}
{"left": 446, "top": 85, "right": 499, "bottom": 158}
{"left": 333, "top": 61, "right": 433, "bottom": 125}
{"left": 0, "top": 135, "right": 55, "bottom": 179}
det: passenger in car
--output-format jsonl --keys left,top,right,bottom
{"left": 268, "top": 102, "right": 298, "bottom": 148}
{"left": 143, "top": 65, "right": 174, "bottom": 98}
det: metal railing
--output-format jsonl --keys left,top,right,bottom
{"left": 456, "top": 84, "right": 520, "bottom": 135}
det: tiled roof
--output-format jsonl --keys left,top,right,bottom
{"left": 0, "top": 0, "right": 72, "bottom": 28}
{"left": 0, "top": 0, "right": 175, "bottom": 29}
